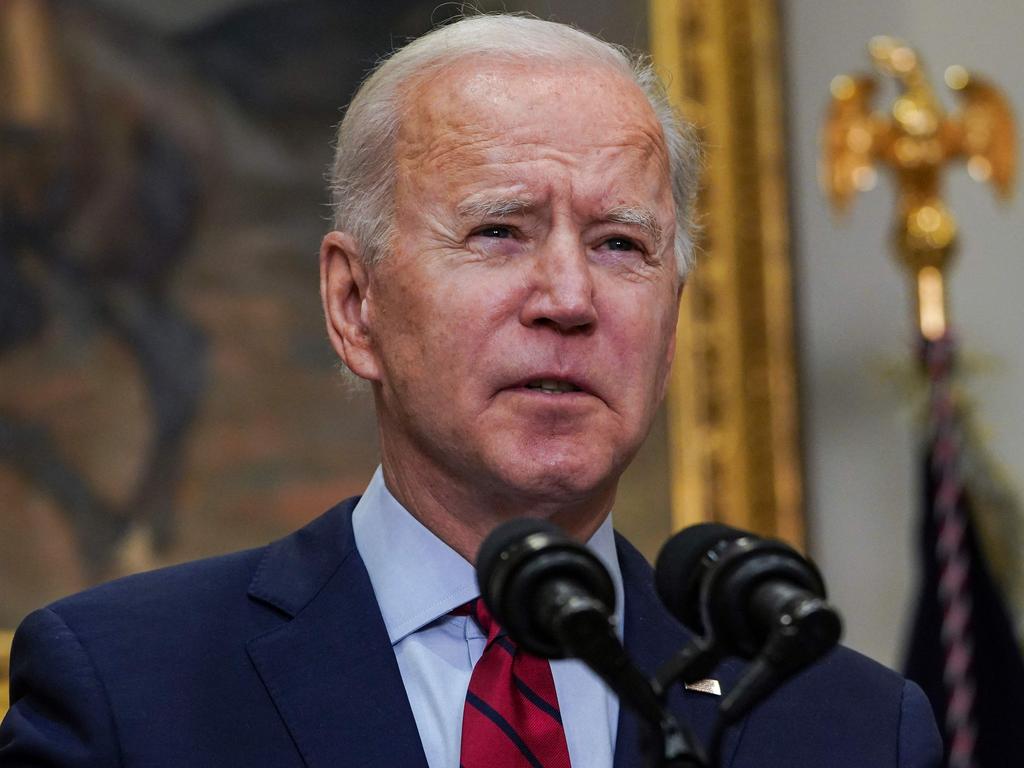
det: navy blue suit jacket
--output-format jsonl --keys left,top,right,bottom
{"left": 1, "top": 498, "right": 941, "bottom": 767}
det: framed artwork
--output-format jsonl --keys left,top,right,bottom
{"left": 0, "top": 0, "right": 803, "bottom": 637}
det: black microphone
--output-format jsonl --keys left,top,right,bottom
{"left": 476, "top": 517, "right": 616, "bottom": 660}
{"left": 477, "top": 518, "right": 707, "bottom": 767}
{"left": 655, "top": 523, "right": 841, "bottom": 665}
{"left": 655, "top": 523, "right": 841, "bottom": 736}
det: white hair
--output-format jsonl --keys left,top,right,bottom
{"left": 329, "top": 13, "right": 701, "bottom": 279}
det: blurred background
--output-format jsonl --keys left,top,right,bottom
{"left": 1, "top": 0, "right": 1021, "bottom": 741}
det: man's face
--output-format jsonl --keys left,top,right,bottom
{"left": 363, "top": 58, "right": 681, "bottom": 508}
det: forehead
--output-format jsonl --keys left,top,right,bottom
{"left": 394, "top": 57, "right": 670, "bottom": 196}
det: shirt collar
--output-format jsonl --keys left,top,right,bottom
{"left": 352, "top": 466, "right": 624, "bottom": 646}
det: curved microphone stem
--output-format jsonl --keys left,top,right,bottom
{"left": 541, "top": 582, "right": 707, "bottom": 767}
{"left": 652, "top": 638, "right": 721, "bottom": 697}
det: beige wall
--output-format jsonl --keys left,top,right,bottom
{"left": 784, "top": 0, "right": 1024, "bottom": 667}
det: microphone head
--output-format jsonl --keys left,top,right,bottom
{"left": 476, "top": 518, "right": 615, "bottom": 659}
{"left": 656, "top": 523, "right": 830, "bottom": 658}
{"left": 655, "top": 522, "right": 746, "bottom": 633}
{"left": 476, "top": 518, "right": 556, "bottom": 590}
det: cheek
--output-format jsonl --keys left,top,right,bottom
{"left": 369, "top": 271, "right": 438, "bottom": 385}
{"left": 429, "top": 272, "right": 505, "bottom": 350}
{"left": 600, "top": 289, "right": 677, "bottom": 397}
{"left": 376, "top": 264, "right": 519, "bottom": 387}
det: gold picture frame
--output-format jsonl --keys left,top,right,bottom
{"left": 1, "top": 629, "right": 12, "bottom": 718}
{"left": 651, "top": 0, "right": 805, "bottom": 545}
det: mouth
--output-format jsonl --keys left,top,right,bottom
{"left": 522, "top": 378, "right": 584, "bottom": 394}
{"left": 497, "top": 373, "right": 606, "bottom": 409}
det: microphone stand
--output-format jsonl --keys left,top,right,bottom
{"left": 652, "top": 637, "right": 721, "bottom": 697}
{"left": 545, "top": 587, "right": 708, "bottom": 767}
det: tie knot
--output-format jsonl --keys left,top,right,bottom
{"left": 453, "top": 597, "right": 505, "bottom": 646}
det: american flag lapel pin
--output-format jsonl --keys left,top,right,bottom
{"left": 684, "top": 679, "right": 722, "bottom": 696}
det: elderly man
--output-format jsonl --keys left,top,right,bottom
{"left": 0, "top": 14, "right": 940, "bottom": 768}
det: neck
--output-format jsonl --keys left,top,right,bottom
{"left": 378, "top": 439, "right": 616, "bottom": 563}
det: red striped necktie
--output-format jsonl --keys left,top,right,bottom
{"left": 456, "top": 598, "right": 572, "bottom": 768}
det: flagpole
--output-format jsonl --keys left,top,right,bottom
{"left": 822, "top": 36, "right": 1017, "bottom": 768}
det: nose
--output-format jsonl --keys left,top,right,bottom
{"left": 519, "top": 236, "right": 597, "bottom": 333}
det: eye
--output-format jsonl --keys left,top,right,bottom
{"left": 466, "top": 223, "right": 525, "bottom": 260}
{"left": 602, "top": 236, "right": 641, "bottom": 252}
{"left": 474, "top": 225, "right": 514, "bottom": 239}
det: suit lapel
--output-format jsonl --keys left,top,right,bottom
{"left": 245, "top": 499, "right": 429, "bottom": 768}
{"left": 613, "top": 534, "right": 748, "bottom": 768}
{"left": 242, "top": 502, "right": 750, "bottom": 768}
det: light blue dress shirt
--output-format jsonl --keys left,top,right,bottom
{"left": 352, "top": 466, "right": 625, "bottom": 768}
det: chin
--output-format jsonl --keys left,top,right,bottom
{"left": 490, "top": 446, "right": 622, "bottom": 505}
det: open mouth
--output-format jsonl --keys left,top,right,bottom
{"left": 523, "top": 379, "right": 584, "bottom": 394}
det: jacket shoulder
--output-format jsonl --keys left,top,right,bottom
{"left": 2, "top": 498, "right": 365, "bottom": 767}
{"left": 47, "top": 545, "right": 266, "bottom": 631}
{"left": 735, "top": 644, "right": 936, "bottom": 766}
{"left": 44, "top": 495, "right": 362, "bottom": 637}
{"left": 30, "top": 497, "right": 358, "bottom": 666}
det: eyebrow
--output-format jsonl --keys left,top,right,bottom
{"left": 454, "top": 197, "right": 665, "bottom": 250}
{"left": 604, "top": 205, "right": 664, "bottom": 251}
{"left": 455, "top": 196, "right": 535, "bottom": 221}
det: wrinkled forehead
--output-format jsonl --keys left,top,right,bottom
{"left": 394, "top": 56, "right": 669, "bottom": 175}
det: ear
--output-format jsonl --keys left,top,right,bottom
{"left": 320, "top": 231, "right": 381, "bottom": 382}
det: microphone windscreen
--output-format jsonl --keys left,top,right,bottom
{"left": 476, "top": 518, "right": 561, "bottom": 610}
{"left": 655, "top": 522, "right": 745, "bottom": 631}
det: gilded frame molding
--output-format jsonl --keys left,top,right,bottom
{"left": 651, "top": 0, "right": 804, "bottom": 545}
{"left": 1, "top": 629, "right": 12, "bottom": 717}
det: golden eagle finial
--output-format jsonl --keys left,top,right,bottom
{"left": 822, "top": 36, "right": 1016, "bottom": 339}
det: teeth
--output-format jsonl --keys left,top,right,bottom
{"left": 526, "top": 379, "right": 582, "bottom": 393}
